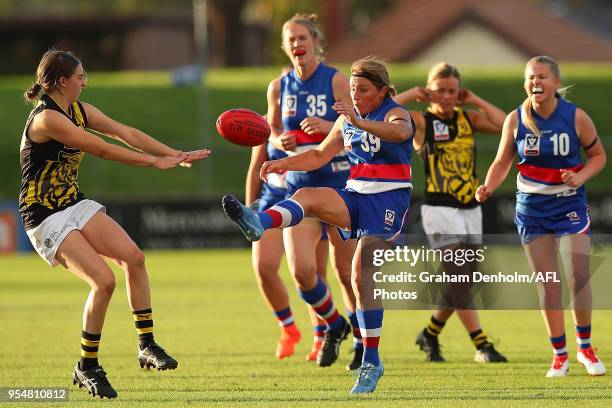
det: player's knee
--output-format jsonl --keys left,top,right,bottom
{"left": 292, "top": 187, "right": 316, "bottom": 209}
{"left": 292, "top": 265, "right": 316, "bottom": 287}
{"left": 125, "top": 246, "right": 146, "bottom": 269}
{"left": 95, "top": 274, "right": 116, "bottom": 296}
{"left": 254, "top": 260, "right": 280, "bottom": 280}
{"left": 335, "top": 267, "right": 352, "bottom": 288}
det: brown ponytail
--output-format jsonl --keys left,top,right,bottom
{"left": 23, "top": 49, "right": 82, "bottom": 103}
{"left": 24, "top": 83, "right": 43, "bottom": 102}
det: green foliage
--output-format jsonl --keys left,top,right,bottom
{"left": 0, "top": 0, "right": 192, "bottom": 16}
{"left": 1, "top": 249, "right": 612, "bottom": 406}
{"left": 1, "top": 64, "right": 611, "bottom": 200}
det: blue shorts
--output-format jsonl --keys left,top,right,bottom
{"left": 334, "top": 188, "right": 411, "bottom": 244}
{"left": 515, "top": 206, "right": 591, "bottom": 245}
{"left": 259, "top": 192, "right": 286, "bottom": 212}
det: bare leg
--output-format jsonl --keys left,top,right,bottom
{"left": 252, "top": 228, "right": 288, "bottom": 311}
{"left": 80, "top": 212, "right": 150, "bottom": 311}
{"left": 559, "top": 234, "right": 592, "bottom": 327}
{"left": 327, "top": 226, "right": 357, "bottom": 313}
{"left": 55, "top": 229, "right": 116, "bottom": 334}
{"left": 523, "top": 235, "right": 564, "bottom": 338}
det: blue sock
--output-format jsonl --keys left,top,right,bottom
{"left": 348, "top": 310, "right": 363, "bottom": 350}
{"left": 356, "top": 308, "right": 384, "bottom": 366}
{"left": 258, "top": 199, "right": 304, "bottom": 230}
{"left": 300, "top": 278, "right": 344, "bottom": 331}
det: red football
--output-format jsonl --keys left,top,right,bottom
{"left": 216, "top": 109, "right": 271, "bottom": 147}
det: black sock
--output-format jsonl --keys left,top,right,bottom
{"left": 133, "top": 308, "right": 155, "bottom": 349}
{"left": 424, "top": 315, "right": 446, "bottom": 338}
{"left": 79, "top": 331, "right": 101, "bottom": 370}
{"left": 469, "top": 329, "right": 488, "bottom": 350}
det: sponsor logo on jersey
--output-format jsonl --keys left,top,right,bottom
{"left": 556, "top": 189, "right": 577, "bottom": 198}
{"left": 283, "top": 95, "right": 297, "bottom": 117}
{"left": 385, "top": 209, "right": 395, "bottom": 226}
{"left": 566, "top": 211, "right": 580, "bottom": 223}
{"left": 524, "top": 134, "right": 540, "bottom": 156}
{"left": 331, "top": 161, "right": 350, "bottom": 172}
{"left": 433, "top": 120, "right": 450, "bottom": 141}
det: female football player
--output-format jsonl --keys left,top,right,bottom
{"left": 395, "top": 63, "right": 507, "bottom": 363}
{"left": 254, "top": 13, "right": 362, "bottom": 370}
{"left": 223, "top": 55, "right": 414, "bottom": 394}
{"left": 20, "top": 50, "right": 209, "bottom": 399}
{"left": 476, "top": 56, "right": 606, "bottom": 377}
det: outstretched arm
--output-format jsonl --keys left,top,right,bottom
{"left": 33, "top": 110, "right": 188, "bottom": 169}
{"left": 260, "top": 117, "right": 345, "bottom": 181}
{"left": 83, "top": 102, "right": 210, "bottom": 166}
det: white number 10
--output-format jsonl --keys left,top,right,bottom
{"left": 550, "top": 133, "right": 569, "bottom": 156}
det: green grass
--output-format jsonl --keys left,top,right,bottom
{"left": 1, "top": 64, "right": 612, "bottom": 199}
{"left": 1, "top": 248, "right": 612, "bottom": 407}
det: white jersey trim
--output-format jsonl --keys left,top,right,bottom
{"left": 516, "top": 174, "right": 575, "bottom": 195}
{"left": 346, "top": 179, "right": 412, "bottom": 194}
{"left": 287, "top": 144, "right": 347, "bottom": 157}
{"left": 266, "top": 172, "right": 287, "bottom": 189}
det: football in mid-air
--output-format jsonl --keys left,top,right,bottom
{"left": 216, "top": 109, "right": 270, "bottom": 147}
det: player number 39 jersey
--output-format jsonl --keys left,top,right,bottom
{"left": 342, "top": 96, "right": 413, "bottom": 194}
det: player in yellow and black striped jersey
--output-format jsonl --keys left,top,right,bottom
{"left": 395, "top": 62, "right": 508, "bottom": 364}
{"left": 421, "top": 106, "right": 479, "bottom": 208}
{"left": 20, "top": 50, "right": 210, "bottom": 399}
{"left": 19, "top": 94, "right": 88, "bottom": 229}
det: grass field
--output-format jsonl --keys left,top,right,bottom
{"left": 1, "top": 248, "right": 612, "bottom": 407}
{"left": 1, "top": 64, "right": 611, "bottom": 199}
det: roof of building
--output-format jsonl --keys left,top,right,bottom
{"left": 326, "top": 0, "right": 612, "bottom": 63}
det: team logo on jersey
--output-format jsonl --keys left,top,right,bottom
{"left": 344, "top": 130, "right": 354, "bottom": 151}
{"left": 384, "top": 209, "right": 395, "bottom": 226}
{"left": 566, "top": 211, "right": 580, "bottom": 223}
{"left": 524, "top": 134, "right": 540, "bottom": 156}
{"left": 433, "top": 120, "right": 450, "bottom": 141}
{"left": 283, "top": 95, "right": 297, "bottom": 117}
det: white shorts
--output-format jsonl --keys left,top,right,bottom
{"left": 26, "top": 199, "right": 105, "bottom": 266}
{"left": 421, "top": 204, "right": 482, "bottom": 248}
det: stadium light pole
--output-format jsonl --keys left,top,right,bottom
{"left": 194, "top": 0, "right": 210, "bottom": 193}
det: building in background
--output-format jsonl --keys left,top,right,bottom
{"left": 326, "top": 0, "right": 612, "bottom": 66}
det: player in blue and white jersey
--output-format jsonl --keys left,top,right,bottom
{"left": 246, "top": 134, "right": 330, "bottom": 361}
{"left": 476, "top": 56, "right": 607, "bottom": 378}
{"left": 260, "top": 13, "right": 362, "bottom": 370}
{"left": 223, "top": 56, "right": 414, "bottom": 394}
